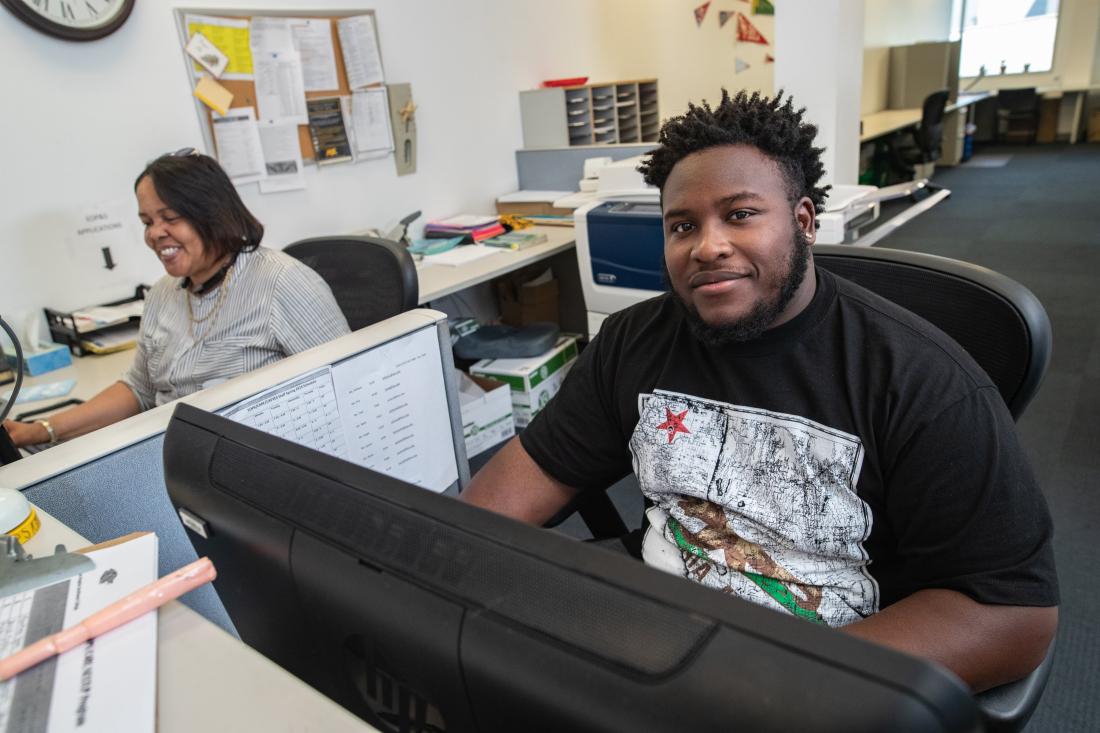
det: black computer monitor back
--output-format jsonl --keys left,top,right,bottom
{"left": 163, "top": 403, "right": 981, "bottom": 733}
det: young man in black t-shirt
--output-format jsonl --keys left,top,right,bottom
{"left": 462, "top": 90, "right": 1057, "bottom": 692}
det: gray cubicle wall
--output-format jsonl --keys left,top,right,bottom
{"left": 22, "top": 435, "right": 234, "bottom": 633}
{"left": 516, "top": 144, "right": 656, "bottom": 191}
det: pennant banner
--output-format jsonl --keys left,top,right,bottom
{"left": 752, "top": 0, "right": 776, "bottom": 15}
{"left": 737, "top": 12, "right": 769, "bottom": 44}
{"left": 694, "top": 1, "right": 711, "bottom": 27}
{"left": 735, "top": 57, "right": 751, "bottom": 74}
{"left": 719, "top": 10, "right": 736, "bottom": 28}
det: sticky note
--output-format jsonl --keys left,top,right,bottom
{"left": 194, "top": 75, "right": 234, "bottom": 116}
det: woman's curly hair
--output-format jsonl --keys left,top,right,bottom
{"left": 638, "top": 89, "right": 830, "bottom": 213}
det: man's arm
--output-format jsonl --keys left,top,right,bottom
{"left": 842, "top": 588, "right": 1057, "bottom": 692}
{"left": 461, "top": 437, "right": 581, "bottom": 526}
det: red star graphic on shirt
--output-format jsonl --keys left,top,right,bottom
{"left": 656, "top": 406, "right": 691, "bottom": 444}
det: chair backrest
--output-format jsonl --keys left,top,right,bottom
{"left": 283, "top": 235, "right": 419, "bottom": 331}
{"left": 997, "top": 87, "right": 1039, "bottom": 113}
{"left": 812, "top": 244, "right": 1051, "bottom": 420}
{"left": 915, "top": 89, "right": 950, "bottom": 160}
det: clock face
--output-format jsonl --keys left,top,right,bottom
{"left": 2, "top": 0, "right": 135, "bottom": 41}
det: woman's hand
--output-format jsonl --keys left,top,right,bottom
{"left": 2, "top": 420, "right": 49, "bottom": 448}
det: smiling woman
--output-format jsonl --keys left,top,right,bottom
{"left": 1, "top": 151, "right": 350, "bottom": 449}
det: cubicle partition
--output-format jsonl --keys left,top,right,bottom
{"left": 2, "top": 310, "right": 469, "bottom": 634}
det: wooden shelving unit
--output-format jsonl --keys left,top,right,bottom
{"left": 520, "top": 79, "right": 660, "bottom": 148}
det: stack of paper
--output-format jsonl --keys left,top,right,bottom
{"left": 424, "top": 215, "right": 505, "bottom": 243}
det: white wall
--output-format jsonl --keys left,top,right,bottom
{"left": 864, "top": 0, "right": 954, "bottom": 47}
{"left": 1, "top": 0, "right": 766, "bottom": 337}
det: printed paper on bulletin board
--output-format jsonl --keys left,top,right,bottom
{"left": 181, "top": 11, "right": 382, "bottom": 162}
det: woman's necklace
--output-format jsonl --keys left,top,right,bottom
{"left": 185, "top": 264, "right": 234, "bottom": 340}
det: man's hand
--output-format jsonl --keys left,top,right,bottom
{"left": 842, "top": 588, "right": 1057, "bottom": 692}
{"left": 461, "top": 437, "right": 580, "bottom": 526}
{"left": 2, "top": 420, "right": 49, "bottom": 448}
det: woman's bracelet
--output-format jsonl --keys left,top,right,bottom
{"left": 36, "top": 420, "right": 58, "bottom": 445}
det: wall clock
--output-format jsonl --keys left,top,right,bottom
{"left": 2, "top": 0, "right": 135, "bottom": 41}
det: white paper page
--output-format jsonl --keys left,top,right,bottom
{"left": 254, "top": 50, "right": 308, "bottom": 125}
{"left": 63, "top": 198, "right": 145, "bottom": 292}
{"left": 211, "top": 107, "right": 267, "bottom": 185}
{"left": 220, "top": 367, "right": 350, "bottom": 461}
{"left": 425, "top": 245, "right": 501, "bottom": 267}
{"left": 288, "top": 18, "right": 339, "bottom": 91}
{"left": 217, "top": 330, "right": 459, "bottom": 492}
{"left": 0, "top": 534, "right": 158, "bottom": 733}
{"left": 351, "top": 88, "right": 394, "bottom": 154}
{"left": 336, "top": 15, "right": 384, "bottom": 90}
{"left": 258, "top": 120, "right": 306, "bottom": 194}
{"left": 249, "top": 16, "right": 294, "bottom": 53}
{"left": 331, "top": 327, "right": 459, "bottom": 492}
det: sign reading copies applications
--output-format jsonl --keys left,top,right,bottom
{"left": 470, "top": 336, "right": 579, "bottom": 429}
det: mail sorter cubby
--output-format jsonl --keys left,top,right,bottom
{"left": 519, "top": 79, "right": 659, "bottom": 148}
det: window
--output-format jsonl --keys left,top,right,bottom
{"left": 951, "top": 0, "right": 1061, "bottom": 77}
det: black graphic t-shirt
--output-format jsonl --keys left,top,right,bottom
{"left": 521, "top": 268, "right": 1058, "bottom": 625}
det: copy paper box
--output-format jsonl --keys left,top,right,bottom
{"left": 458, "top": 373, "right": 515, "bottom": 458}
{"left": 470, "top": 336, "right": 578, "bottom": 428}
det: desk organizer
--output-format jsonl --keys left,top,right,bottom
{"left": 44, "top": 285, "right": 149, "bottom": 357}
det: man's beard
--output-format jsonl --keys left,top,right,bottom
{"left": 669, "top": 229, "right": 811, "bottom": 347}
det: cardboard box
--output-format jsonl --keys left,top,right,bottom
{"left": 470, "top": 336, "right": 578, "bottom": 428}
{"left": 6, "top": 342, "right": 72, "bottom": 376}
{"left": 458, "top": 372, "right": 516, "bottom": 458}
{"left": 497, "top": 273, "right": 559, "bottom": 327}
{"left": 1088, "top": 109, "right": 1100, "bottom": 143}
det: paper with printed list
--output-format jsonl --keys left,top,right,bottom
{"left": 0, "top": 533, "right": 158, "bottom": 733}
{"left": 254, "top": 49, "right": 308, "bottom": 124}
{"left": 251, "top": 17, "right": 340, "bottom": 92}
{"left": 351, "top": 88, "right": 394, "bottom": 156}
{"left": 211, "top": 107, "right": 266, "bottom": 185}
{"left": 336, "top": 15, "right": 384, "bottom": 90}
{"left": 219, "top": 326, "right": 458, "bottom": 492}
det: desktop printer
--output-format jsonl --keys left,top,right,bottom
{"left": 574, "top": 159, "right": 887, "bottom": 335}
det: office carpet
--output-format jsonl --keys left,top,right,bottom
{"left": 877, "top": 143, "right": 1100, "bottom": 733}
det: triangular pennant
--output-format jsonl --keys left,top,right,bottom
{"left": 719, "top": 10, "right": 736, "bottom": 28}
{"left": 752, "top": 0, "right": 776, "bottom": 15}
{"left": 694, "top": 1, "right": 711, "bottom": 27}
{"left": 765, "top": 53, "right": 775, "bottom": 63}
{"left": 736, "top": 12, "right": 769, "bottom": 44}
{"left": 735, "top": 57, "right": 750, "bottom": 74}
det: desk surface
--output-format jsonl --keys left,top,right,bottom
{"left": 416, "top": 225, "right": 576, "bottom": 303}
{"left": 26, "top": 508, "right": 377, "bottom": 732}
{"left": 860, "top": 92, "right": 992, "bottom": 143}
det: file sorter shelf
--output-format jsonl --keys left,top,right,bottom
{"left": 44, "top": 286, "right": 149, "bottom": 357}
{"left": 520, "top": 79, "right": 659, "bottom": 148}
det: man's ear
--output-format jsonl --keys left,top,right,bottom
{"left": 794, "top": 197, "right": 817, "bottom": 245}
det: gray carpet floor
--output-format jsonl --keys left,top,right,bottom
{"left": 880, "top": 143, "right": 1100, "bottom": 733}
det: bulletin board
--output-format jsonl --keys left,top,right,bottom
{"left": 173, "top": 8, "right": 383, "bottom": 163}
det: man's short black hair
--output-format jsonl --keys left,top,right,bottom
{"left": 638, "top": 89, "right": 830, "bottom": 214}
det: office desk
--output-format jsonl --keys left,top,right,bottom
{"left": 416, "top": 225, "right": 576, "bottom": 303}
{"left": 25, "top": 508, "right": 376, "bottom": 732}
{"left": 859, "top": 92, "right": 992, "bottom": 143}
{"left": 1037, "top": 83, "right": 1100, "bottom": 144}
{"left": 14, "top": 349, "right": 134, "bottom": 408}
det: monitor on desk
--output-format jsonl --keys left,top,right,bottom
{"left": 163, "top": 403, "right": 980, "bottom": 733}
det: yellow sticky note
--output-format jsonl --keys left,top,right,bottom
{"left": 194, "top": 75, "right": 233, "bottom": 115}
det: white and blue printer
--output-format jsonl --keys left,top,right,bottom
{"left": 573, "top": 156, "right": 889, "bottom": 336}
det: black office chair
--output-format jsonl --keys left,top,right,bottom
{"left": 283, "top": 235, "right": 419, "bottom": 331}
{"left": 995, "top": 88, "right": 1040, "bottom": 144}
{"left": 574, "top": 245, "right": 1056, "bottom": 732}
{"left": 885, "top": 89, "right": 950, "bottom": 181}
